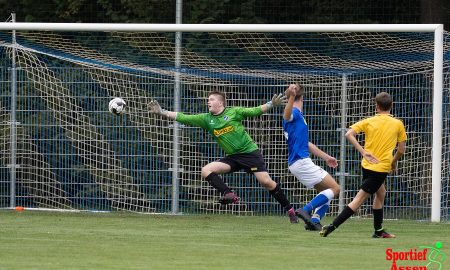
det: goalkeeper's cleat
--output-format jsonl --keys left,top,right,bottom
{"left": 287, "top": 207, "right": 299, "bottom": 223}
{"left": 304, "top": 221, "right": 322, "bottom": 231}
{"left": 319, "top": 224, "right": 336, "bottom": 237}
{"left": 295, "top": 208, "right": 316, "bottom": 228}
{"left": 218, "top": 192, "right": 240, "bottom": 205}
{"left": 372, "top": 228, "right": 396, "bottom": 238}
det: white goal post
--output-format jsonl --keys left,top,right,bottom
{"left": 0, "top": 23, "right": 445, "bottom": 222}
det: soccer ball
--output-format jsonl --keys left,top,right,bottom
{"left": 108, "top": 98, "right": 126, "bottom": 115}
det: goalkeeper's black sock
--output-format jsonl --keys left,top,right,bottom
{"left": 332, "top": 206, "right": 355, "bottom": 228}
{"left": 269, "top": 183, "right": 292, "bottom": 211}
{"left": 205, "top": 173, "right": 231, "bottom": 195}
{"left": 373, "top": 208, "right": 383, "bottom": 231}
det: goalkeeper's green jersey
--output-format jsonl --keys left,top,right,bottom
{"left": 176, "top": 106, "right": 263, "bottom": 155}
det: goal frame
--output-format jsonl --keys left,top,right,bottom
{"left": 0, "top": 22, "right": 444, "bottom": 222}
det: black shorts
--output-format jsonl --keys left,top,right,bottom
{"left": 218, "top": 150, "right": 267, "bottom": 174}
{"left": 360, "top": 167, "right": 388, "bottom": 194}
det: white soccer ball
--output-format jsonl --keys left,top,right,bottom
{"left": 108, "top": 98, "right": 126, "bottom": 115}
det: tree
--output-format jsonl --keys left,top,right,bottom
{"left": 421, "top": 0, "right": 449, "bottom": 30}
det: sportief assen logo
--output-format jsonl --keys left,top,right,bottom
{"left": 385, "top": 242, "right": 446, "bottom": 270}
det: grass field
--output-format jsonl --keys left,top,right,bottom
{"left": 0, "top": 210, "right": 448, "bottom": 270}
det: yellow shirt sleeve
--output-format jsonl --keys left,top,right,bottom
{"left": 397, "top": 120, "right": 407, "bottom": 142}
{"left": 350, "top": 118, "right": 368, "bottom": 134}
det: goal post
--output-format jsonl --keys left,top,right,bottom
{"left": 0, "top": 23, "right": 446, "bottom": 222}
{"left": 432, "top": 24, "right": 444, "bottom": 222}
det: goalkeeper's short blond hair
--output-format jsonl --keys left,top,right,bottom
{"left": 208, "top": 90, "right": 227, "bottom": 106}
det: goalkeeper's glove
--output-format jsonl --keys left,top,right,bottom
{"left": 266, "top": 93, "right": 287, "bottom": 110}
{"left": 147, "top": 99, "right": 168, "bottom": 116}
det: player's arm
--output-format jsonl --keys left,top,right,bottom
{"left": 345, "top": 128, "right": 379, "bottom": 164}
{"left": 237, "top": 93, "right": 286, "bottom": 118}
{"left": 237, "top": 93, "right": 287, "bottom": 118}
{"left": 391, "top": 140, "right": 406, "bottom": 171}
{"left": 147, "top": 99, "right": 177, "bottom": 120}
{"left": 308, "top": 142, "right": 338, "bottom": 168}
{"left": 391, "top": 123, "right": 407, "bottom": 171}
{"left": 148, "top": 99, "right": 207, "bottom": 128}
{"left": 261, "top": 93, "right": 287, "bottom": 113}
{"left": 283, "top": 85, "right": 297, "bottom": 121}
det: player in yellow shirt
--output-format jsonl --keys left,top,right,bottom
{"left": 320, "top": 92, "right": 407, "bottom": 238}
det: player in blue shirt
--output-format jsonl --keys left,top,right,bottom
{"left": 283, "top": 84, "right": 340, "bottom": 230}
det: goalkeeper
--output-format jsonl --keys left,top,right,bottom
{"left": 148, "top": 91, "right": 299, "bottom": 223}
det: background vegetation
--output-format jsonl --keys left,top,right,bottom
{"left": 1, "top": 0, "right": 449, "bottom": 30}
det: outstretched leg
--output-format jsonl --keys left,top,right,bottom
{"left": 303, "top": 175, "right": 340, "bottom": 230}
{"left": 305, "top": 175, "right": 340, "bottom": 213}
{"left": 201, "top": 162, "right": 238, "bottom": 204}
{"left": 320, "top": 189, "right": 370, "bottom": 237}
{"left": 254, "top": 171, "right": 298, "bottom": 223}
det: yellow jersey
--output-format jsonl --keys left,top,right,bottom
{"left": 350, "top": 114, "right": 407, "bottom": 172}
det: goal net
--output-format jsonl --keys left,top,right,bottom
{"left": 0, "top": 25, "right": 448, "bottom": 221}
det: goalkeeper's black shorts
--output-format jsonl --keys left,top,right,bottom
{"left": 218, "top": 150, "right": 267, "bottom": 174}
{"left": 360, "top": 167, "right": 388, "bottom": 194}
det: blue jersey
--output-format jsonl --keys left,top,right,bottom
{"left": 283, "top": 107, "right": 309, "bottom": 166}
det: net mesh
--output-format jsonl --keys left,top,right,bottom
{"left": 0, "top": 29, "right": 448, "bottom": 220}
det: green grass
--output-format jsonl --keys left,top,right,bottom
{"left": 0, "top": 210, "right": 448, "bottom": 270}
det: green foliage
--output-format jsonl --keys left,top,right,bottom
{"left": 1, "top": 0, "right": 448, "bottom": 30}
{"left": 186, "top": 0, "right": 227, "bottom": 24}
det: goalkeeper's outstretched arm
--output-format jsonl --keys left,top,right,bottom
{"left": 261, "top": 93, "right": 287, "bottom": 113}
{"left": 147, "top": 99, "right": 177, "bottom": 120}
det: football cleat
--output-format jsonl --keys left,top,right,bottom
{"left": 372, "top": 229, "right": 396, "bottom": 238}
{"left": 218, "top": 192, "right": 240, "bottom": 205}
{"left": 295, "top": 208, "right": 316, "bottom": 228}
{"left": 287, "top": 207, "right": 299, "bottom": 223}
{"left": 304, "top": 222, "right": 322, "bottom": 231}
{"left": 319, "top": 224, "right": 336, "bottom": 237}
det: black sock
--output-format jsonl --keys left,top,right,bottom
{"left": 268, "top": 183, "right": 292, "bottom": 211}
{"left": 373, "top": 208, "right": 383, "bottom": 231}
{"left": 205, "top": 173, "right": 231, "bottom": 195}
{"left": 332, "top": 206, "right": 355, "bottom": 228}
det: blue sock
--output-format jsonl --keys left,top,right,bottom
{"left": 303, "top": 193, "right": 329, "bottom": 213}
{"left": 311, "top": 203, "right": 329, "bottom": 223}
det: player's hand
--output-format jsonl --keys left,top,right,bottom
{"left": 363, "top": 151, "right": 379, "bottom": 164}
{"left": 390, "top": 161, "right": 398, "bottom": 173}
{"left": 326, "top": 157, "right": 338, "bottom": 168}
{"left": 147, "top": 99, "right": 162, "bottom": 114}
{"left": 271, "top": 93, "right": 287, "bottom": 106}
{"left": 285, "top": 84, "right": 297, "bottom": 98}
